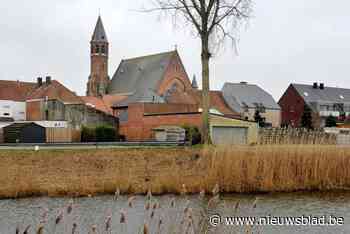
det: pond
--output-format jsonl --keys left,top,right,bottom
{"left": 0, "top": 192, "right": 349, "bottom": 234}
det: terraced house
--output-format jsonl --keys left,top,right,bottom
{"left": 279, "top": 82, "right": 350, "bottom": 128}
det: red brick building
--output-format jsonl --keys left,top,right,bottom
{"left": 80, "top": 16, "right": 248, "bottom": 141}
{"left": 279, "top": 83, "right": 350, "bottom": 128}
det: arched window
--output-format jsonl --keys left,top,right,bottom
{"left": 96, "top": 45, "right": 100, "bottom": 54}
{"left": 101, "top": 45, "right": 106, "bottom": 54}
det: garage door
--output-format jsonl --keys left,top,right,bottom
{"left": 212, "top": 126, "right": 248, "bottom": 145}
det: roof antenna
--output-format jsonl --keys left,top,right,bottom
{"left": 98, "top": 8, "right": 101, "bottom": 16}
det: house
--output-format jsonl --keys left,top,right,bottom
{"left": 0, "top": 80, "right": 37, "bottom": 121}
{"left": 0, "top": 77, "right": 118, "bottom": 131}
{"left": 222, "top": 82, "right": 281, "bottom": 127}
{"left": 279, "top": 83, "right": 350, "bottom": 128}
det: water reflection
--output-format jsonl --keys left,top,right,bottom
{"left": 0, "top": 192, "right": 350, "bottom": 234}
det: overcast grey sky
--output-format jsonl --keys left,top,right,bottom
{"left": 0, "top": 0, "right": 349, "bottom": 100}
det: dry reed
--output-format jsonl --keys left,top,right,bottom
{"left": 0, "top": 145, "right": 350, "bottom": 199}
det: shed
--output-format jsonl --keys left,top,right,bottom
{"left": 210, "top": 115, "right": 258, "bottom": 145}
{"left": 4, "top": 122, "right": 46, "bottom": 143}
{"left": 152, "top": 126, "right": 186, "bottom": 142}
{"left": 0, "top": 122, "right": 13, "bottom": 143}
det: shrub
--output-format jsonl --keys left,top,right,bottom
{"left": 81, "top": 125, "right": 116, "bottom": 142}
{"left": 325, "top": 115, "right": 337, "bottom": 127}
{"left": 95, "top": 125, "right": 116, "bottom": 142}
{"left": 81, "top": 126, "right": 96, "bottom": 142}
{"left": 182, "top": 125, "right": 201, "bottom": 145}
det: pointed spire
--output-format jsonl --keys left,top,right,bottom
{"left": 191, "top": 75, "right": 198, "bottom": 89}
{"left": 91, "top": 16, "right": 108, "bottom": 42}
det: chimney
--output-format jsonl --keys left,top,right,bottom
{"left": 313, "top": 82, "right": 318, "bottom": 89}
{"left": 37, "top": 77, "right": 43, "bottom": 86}
{"left": 320, "top": 83, "right": 325, "bottom": 90}
{"left": 45, "top": 76, "right": 52, "bottom": 85}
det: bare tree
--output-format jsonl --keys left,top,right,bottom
{"left": 146, "top": 0, "right": 252, "bottom": 144}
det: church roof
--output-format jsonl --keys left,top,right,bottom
{"left": 91, "top": 16, "right": 108, "bottom": 42}
{"left": 191, "top": 75, "right": 198, "bottom": 89}
{"left": 108, "top": 50, "right": 176, "bottom": 95}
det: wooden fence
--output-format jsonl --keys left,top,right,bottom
{"left": 46, "top": 128, "right": 81, "bottom": 143}
{"left": 258, "top": 128, "right": 337, "bottom": 145}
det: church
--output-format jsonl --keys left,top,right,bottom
{"left": 82, "top": 16, "right": 259, "bottom": 142}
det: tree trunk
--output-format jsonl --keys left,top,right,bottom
{"left": 201, "top": 36, "right": 211, "bottom": 144}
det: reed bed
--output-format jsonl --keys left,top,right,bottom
{"left": 0, "top": 145, "right": 350, "bottom": 199}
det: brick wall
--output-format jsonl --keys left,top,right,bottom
{"left": 157, "top": 52, "right": 193, "bottom": 95}
{"left": 118, "top": 103, "right": 201, "bottom": 141}
{"left": 26, "top": 100, "right": 44, "bottom": 121}
{"left": 278, "top": 85, "right": 306, "bottom": 127}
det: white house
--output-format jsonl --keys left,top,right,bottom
{"left": 0, "top": 100, "right": 26, "bottom": 121}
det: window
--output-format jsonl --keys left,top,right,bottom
{"left": 2, "top": 105, "right": 10, "bottom": 109}
{"left": 304, "top": 92, "right": 309, "bottom": 97}
{"left": 340, "top": 95, "right": 344, "bottom": 99}
{"left": 101, "top": 45, "right": 106, "bottom": 54}
{"left": 3, "top": 113, "right": 10, "bottom": 116}
{"left": 96, "top": 45, "right": 100, "bottom": 53}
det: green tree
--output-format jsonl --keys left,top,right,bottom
{"left": 301, "top": 105, "right": 313, "bottom": 129}
{"left": 254, "top": 110, "right": 265, "bottom": 127}
{"left": 147, "top": 0, "right": 252, "bottom": 144}
{"left": 325, "top": 115, "right": 337, "bottom": 127}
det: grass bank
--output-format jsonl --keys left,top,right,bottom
{"left": 1, "top": 145, "right": 350, "bottom": 199}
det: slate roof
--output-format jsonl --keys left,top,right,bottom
{"left": 108, "top": 50, "right": 176, "bottom": 95}
{"left": 222, "top": 82, "right": 280, "bottom": 113}
{"left": 91, "top": 16, "right": 108, "bottom": 42}
{"left": 0, "top": 80, "right": 37, "bottom": 101}
{"left": 291, "top": 83, "right": 350, "bottom": 104}
{"left": 113, "top": 90, "right": 165, "bottom": 107}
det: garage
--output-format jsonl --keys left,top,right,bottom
{"left": 212, "top": 126, "right": 248, "bottom": 145}
{"left": 210, "top": 115, "right": 258, "bottom": 145}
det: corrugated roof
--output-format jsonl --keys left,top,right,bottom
{"left": 108, "top": 50, "right": 176, "bottom": 95}
{"left": 222, "top": 82, "right": 280, "bottom": 112}
{"left": 91, "top": 16, "right": 108, "bottom": 42}
{"left": 292, "top": 83, "right": 350, "bottom": 104}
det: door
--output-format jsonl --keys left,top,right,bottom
{"left": 212, "top": 126, "right": 248, "bottom": 145}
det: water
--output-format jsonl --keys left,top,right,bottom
{"left": 0, "top": 192, "right": 349, "bottom": 233}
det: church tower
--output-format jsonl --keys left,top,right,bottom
{"left": 87, "top": 16, "right": 110, "bottom": 97}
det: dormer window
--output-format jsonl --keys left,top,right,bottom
{"left": 340, "top": 95, "right": 344, "bottom": 99}
{"left": 304, "top": 92, "right": 309, "bottom": 97}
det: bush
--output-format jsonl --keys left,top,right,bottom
{"left": 81, "top": 126, "right": 96, "bottom": 142}
{"left": 182, "top": 125, "right": 201, "bottom": 145}
{"left": 95, "top": 125, "right": 116, "bottom": 142}
{"left": 81, "top": 125, "right": 116, "bottom": 142}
